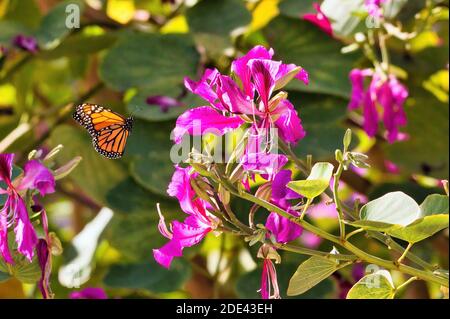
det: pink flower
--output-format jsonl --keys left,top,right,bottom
{"left": 153, "top": 166, "right": 218, "bottom": 268}
{"left": 348, "top": 69, "right": 408, "bottom": 143}
{"left": 265, "top": 170, "right": 302, "bottom": 243}
{"left": 0, "top": 154, "right": 55, "bottom": 263}
{"left": 258, "top": 245, "right": 281, "bottom": 299}
{"left": 303, "top": 3, "right": 333, "bottom": 36}
{"left": 12, "top": 34, "right": 39, "bottom": 53}
{"left": 70, "top": 287, "right": 108, "bottom": 299}
{"left": 365, "top": 0, "right": 385, "bottom": 18}
{"left": 174, "top": 46, "right": 307, "bottom": 145}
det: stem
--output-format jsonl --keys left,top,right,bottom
{"left": 345, "top": 228, "right": 365, "bottom": 240}
{"left": 279, "top": 140, "right": 438, "bottom": 272}
{"left": 299, "top": 198, "right": 312, "bottom": 220}
{"left": 333, "top": 163, "right": 346, "bottom": 239}
{"left": 274, "top": 242, "right": 358, "bottom": 261}
{"left": 378, "top": 30, "right": 390, "bottom": 72}
{"left": 397, "top": 243, "right": 413, "bottom": 264}
{"left": 220, "top": 179, "right": 449, "bottom": 287}
{"left": 395, "top": 276, "right": 418, "bottom": 293}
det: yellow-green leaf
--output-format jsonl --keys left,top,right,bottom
{"left": 287, "top": 256, "right": 344, "bottom": 296}
{"left": 287, "top": 162, "right": 334, "bottom": 199}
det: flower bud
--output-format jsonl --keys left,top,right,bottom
{"left": 343, "top": 129, "right": 352, "bottom": 152}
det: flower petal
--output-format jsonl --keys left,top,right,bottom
{"left": 172, "top": 106, "right": 244, "bottom": 144}
{"left": 0, "top": 197, "right": 14, "bottom": 264}
{"left": 274, "top": 100, "right": 306, "bottom": 145}
{"left": 248, "top": 59, "right": 280, "bottom": 109}
{"left": 266, "top": 212, "right": 302, "bottom": 243}
{"left": 232, "top": 45, "right": 274, "bottom": 97}
{"left": 17, "top": 160, "right": 55, "bottom": 196}
{"left": 70, "top": 287, "right": 108, "bottom": 299}
{"left": 303, "top": 3, "right": 333, "bottom": 36}
{"left": 0, "top": 153, "right": 14, "bottom": 184}
{"left": 216, "top": 75, "right": 255, "bottom": 114}
{"left": 184, "top": 68, "right": 221, "bottom": 109}
{"left": 153, "top": 240, "right": 183, "bottom": 269}
{"left": 13, "top": 195, "right": 38, "bottom": 261}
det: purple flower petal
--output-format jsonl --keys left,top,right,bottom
{"left": 266, "top": 212, "right": 302, "bottom": 243}
{"left": 146, "top": 95, "right": 182, "bottom": 113}
{"left": 303, "top": 3, "right": 333, "bottom": 36}
{"left": 153, "top": 240, "right": 183, "bottom": 269}
{"left": 232, "top": 45, "right": 274, "bottom": 97}
{"left": 274, "top": 99, "right": 306, "bottom": 145}
{"left": 0, "top": 153, "right": 14, "bottom": 184}
{"left": 13, "top": 194, "right": 38, "bottom": 261}
{"left": 216, "top": 75, "right": 255, "bottom": 114}
{"left": 172, "top": 106, "right": 244, "bottom": 144}
{"left": 248, "top": 59, "right": 280, "bottom": 109}
{"left": 167, "top": 165, "right": 198, "bottom": 213}
{"left": 184, "top": 69, "right": 221, "bottom": 109}
{"left": 17, "top": 160, "right": 55, "bottom": 196}
{"left": 0, "top": 197, "right": 14, "bottom": 264}
{"left": 36, "top": 239, "right": 52, "bottom": 299}
{"left": 12, "top": 35, "right": 39, "bottom": 53}
{"left": 70, "top": 287, "right": 108, "bottom": 299}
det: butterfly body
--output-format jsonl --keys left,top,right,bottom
{"left": 73, "top": 103, "right": 133, "bottom": 159}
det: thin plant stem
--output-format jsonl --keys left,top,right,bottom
{"left": 333, "top": 162, "right": 346, "bottom": 239}
{"left": 219, "top": 177, "right": 449, "bottom": 287}
{"left": 397, "top": 243, "right": 413, "bottom": 264}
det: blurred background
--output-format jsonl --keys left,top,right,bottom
{"left": 0, "top": 0, "right": 448, "bottom": 299}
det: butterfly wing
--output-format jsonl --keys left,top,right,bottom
{"left": 73, "top": 103, "right": 133, "bottom": 159}
{"left": 93, "top": 124, "right": 130, "bottom": 159}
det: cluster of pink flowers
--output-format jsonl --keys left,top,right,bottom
{"left": 349, "top": 69, "right": 408, "bottom": 143}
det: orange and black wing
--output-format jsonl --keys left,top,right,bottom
{"left": 92, "top": 124, "right": 130, "bottom": 159}
{"left": 73, "top": 103, "right": 133, "bottom": 159}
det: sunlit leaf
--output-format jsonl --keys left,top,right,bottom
{"left": 287, "top": 162, "right": 334, "bottom": 199}
{"left": 287, "top": 256, "right": 346, "bottom": 296}
{"left": 347, "top": 270, "right": 395, "bottom": 299}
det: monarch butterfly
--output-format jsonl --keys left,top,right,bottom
{"left": 73, "top": 103, "right": 133, "bottom": 159}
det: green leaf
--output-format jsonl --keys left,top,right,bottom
{"left": 352, "top": 192, "right": 449, "bottom": 243}
{"left": 290, "top": 93, "right": 349, "bottom": 160}
{"left": 347, "top": 270, "right": 395, "bottom": 299}
{"left": 386, "top": 215, "right": 449, "bottom": 243}
{"left": 186, "top": 0, "right": 251, "bottom": 36}
{"left": 35, "top": 0, "right": 86, "bottom": 49}
{"left": 49, "top": 125, "right": 128, "bottom": 205}
{"left": 0, "top": 254, "right": 41, "bottom": 284}
{"left": 350, "top": 215, "right": 449, "bottom": 243}
{"left": 360, "top": 191, "right": 421, "bottom": 226}
{"left": 125, "top": 120, "right": 177, "bottom": 197}
{"left": 264, "top": 17, "right": 357, "bottom": 98}
{"left": 104, "top": 259, "right": 191, "bottom": 293}
{"left": 287, "top": 256, "right": 346, "bottom": 296}
{"left": 0, "top": 20, "right": 30, "bottom": 44}
{"left": 100, "top": 33, "right": 199, "bottom": 91}
{"left": 105, "top": 178, "right": 181, "bottom": 261}
{"left": 278, "top": 0, "right": 316, "bottom": 17}
{"left": 38, "top": 33, "right": 118, "bottom": 60}
{"left": 287, "top": 162, "right": 334, "bottom": 199}
{"left": 0, "top": 270, "right": 10, "bottom": 283}
{"left": 186, "top": 0, "right": 251, "bottom": 59}
{"left": 420, "top": 194, "right": 449, "bottom": 216}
